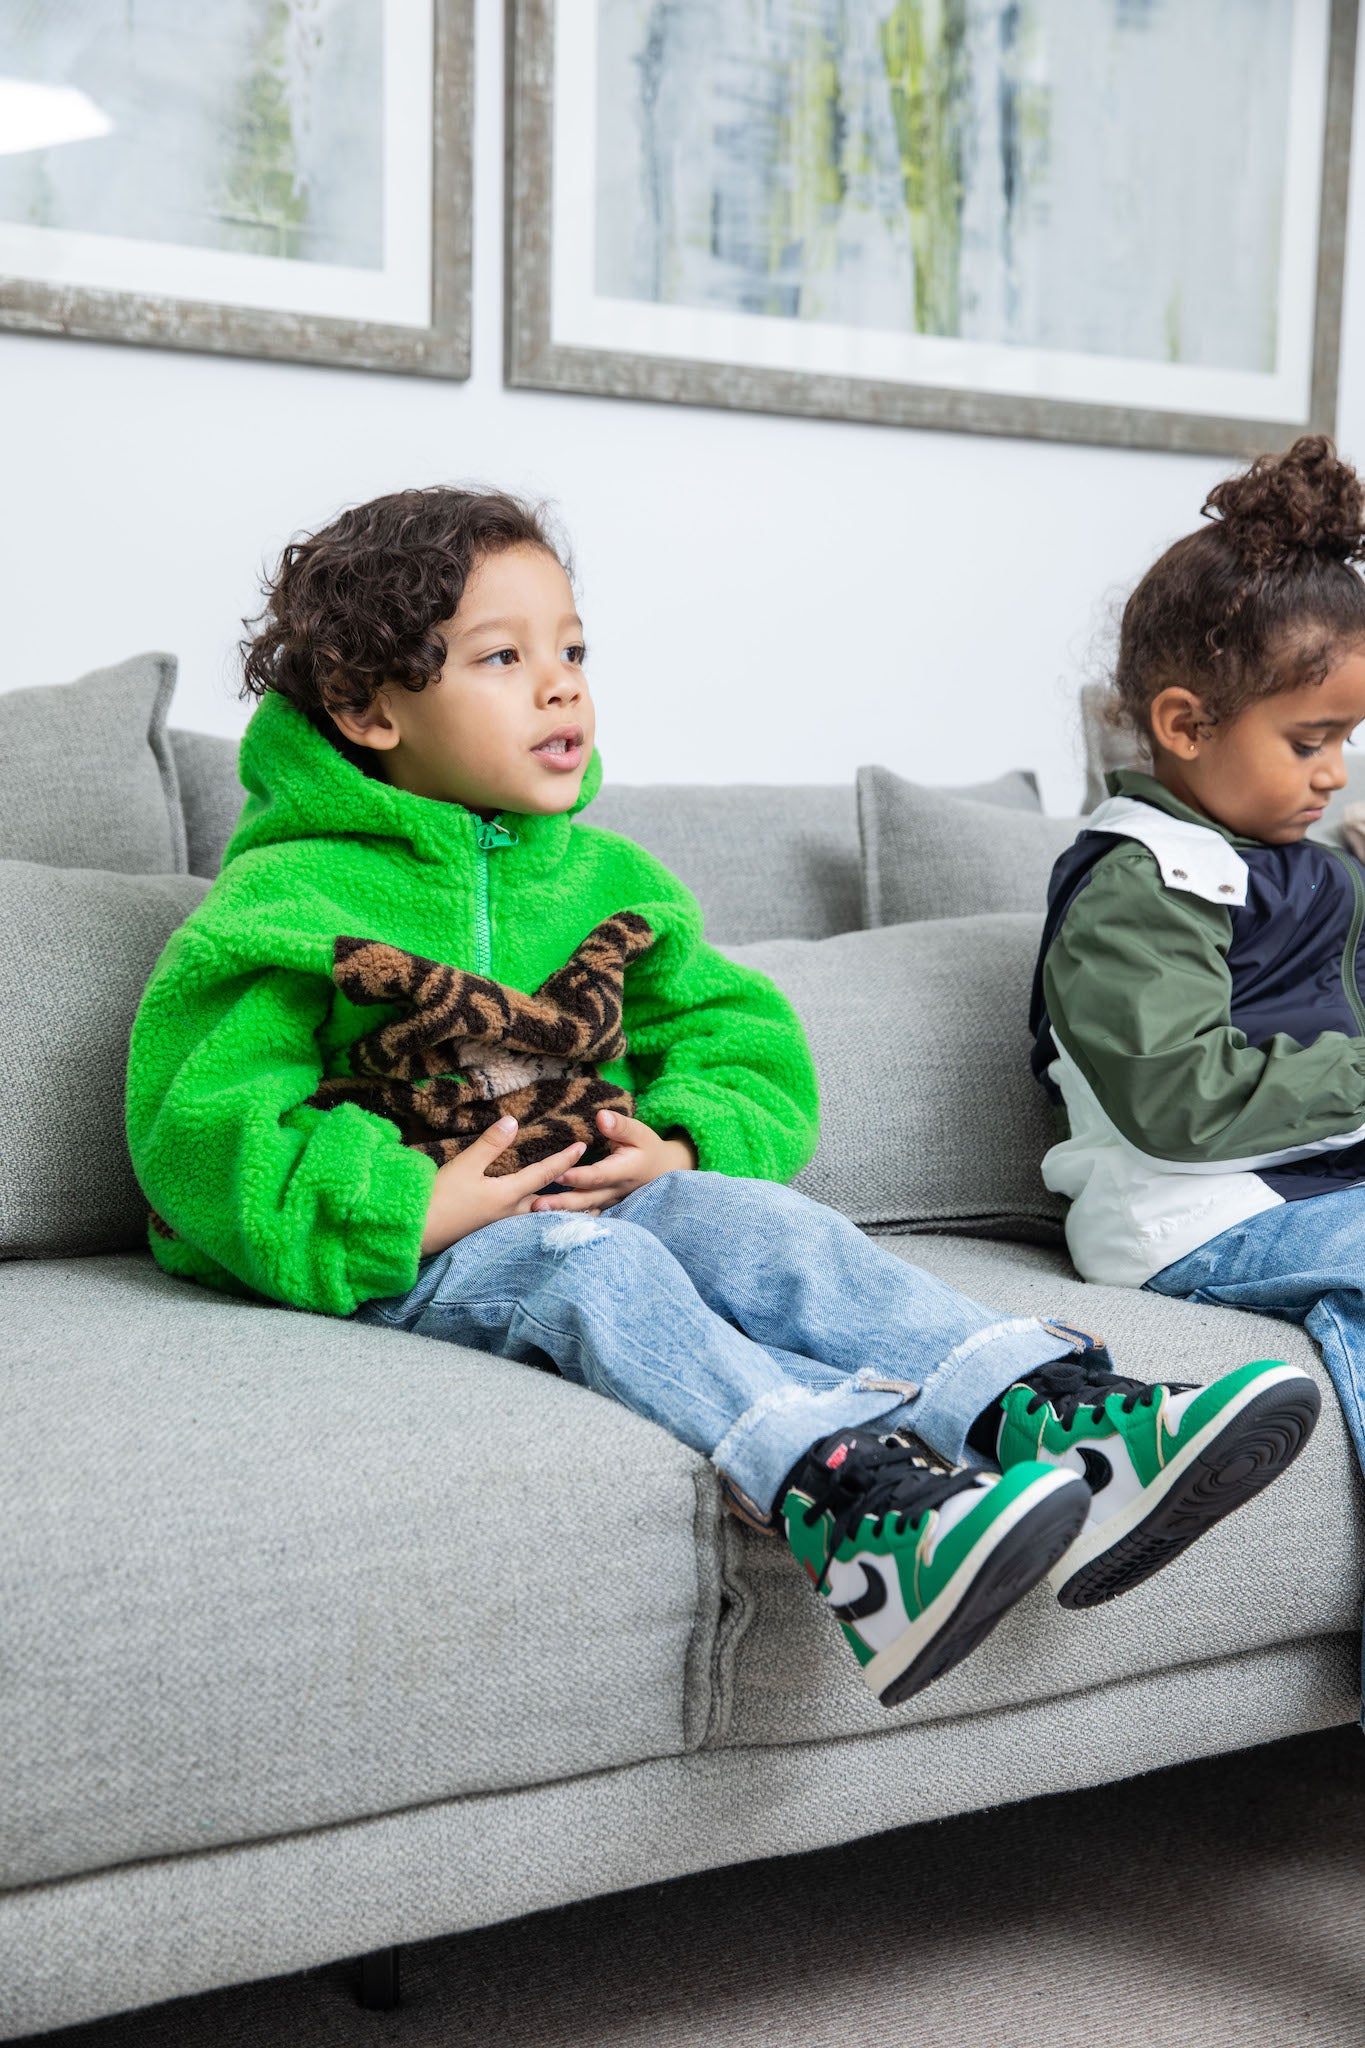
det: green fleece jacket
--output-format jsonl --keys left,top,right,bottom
{"left": 125, "top": 695, "right": 820, "bottom": 1316}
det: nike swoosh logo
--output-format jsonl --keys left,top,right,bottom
{"left": 830, "top": 1560, "right": 888, "bottom": 1624}
{"left": 1078, "top": 1445, "right": 1113, "bottom": 1493}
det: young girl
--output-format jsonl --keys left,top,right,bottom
{"left": 1033, "top": 435, "right": 1365, "bottom": 1471}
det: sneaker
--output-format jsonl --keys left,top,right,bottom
{"left": 993, "top": 1356, "right": 1321, "bottom": 1609}
{"left": 781, "top": 1430, "right": 1090, "bottom": 1707}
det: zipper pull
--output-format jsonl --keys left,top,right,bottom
{"left": 475, "top": 817, "right": 519, "bottom": 852}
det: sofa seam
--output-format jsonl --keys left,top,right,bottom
{"left": 680, "top": 1464, "right": 721, "bottom": 1752}
{"left": 700, "top": 1505, "right": 763, "bottom": 1752}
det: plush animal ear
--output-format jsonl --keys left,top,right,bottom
{"left": 537, "top": 912, "right": 655, "bottom": 1004}
{"left": 528, "top": 913, "right": 656, "bottom": 1061}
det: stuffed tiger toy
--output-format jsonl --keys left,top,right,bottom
{"left": 307, "top": 910, "right": 657, "bottom": 1173}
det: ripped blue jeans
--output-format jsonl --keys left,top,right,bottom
{"left": 353, "top": 1172, "right": 1080, "bottom": 1514}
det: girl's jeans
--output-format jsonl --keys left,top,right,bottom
{"left": 1149, "top": 1186, "right": 1365, "bottom": 1469}
{"left": 354, "top": 1171, "right": 1081, "bottom": 1515}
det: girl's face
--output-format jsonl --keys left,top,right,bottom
{"left": 1149, "top": 649, "right": 1365, "bottom": 843}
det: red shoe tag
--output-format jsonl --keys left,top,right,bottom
{"left": 825, "top": 1441, "right": 849, "bottom": 1470}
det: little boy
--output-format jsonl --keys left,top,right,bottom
{"left": 127, "top": 488, "right": 1318, "bottom": 1709}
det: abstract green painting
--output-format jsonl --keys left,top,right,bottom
{"left": 0, "top": 0, "right": 472, "bottom": 377}
{"left": 507, "top": 0, "right": 1355, "bottom": 451}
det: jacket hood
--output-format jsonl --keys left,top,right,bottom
{"left": 224, "top": 691, "right": 604, "bottom": 869}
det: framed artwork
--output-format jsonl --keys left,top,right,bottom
{"left": 0, "top": 0, "right": 472, "bottom": 378}
{"left": 506, "top": 0, "right": 1357, "bottom": 454}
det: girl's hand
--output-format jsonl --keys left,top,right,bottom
{"left": 420, "top": 1117, "right": 587, "bottom": 1255}
{"left": 530, "top": 1110, "right": 696, "bottom": 1214}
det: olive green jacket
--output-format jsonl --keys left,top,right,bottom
{"left": 1033, "top": 771, "right": 1365, "bottom": 1285}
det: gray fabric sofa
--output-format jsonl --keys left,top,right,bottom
{"left": 3, "top": 658, "right": 1362, "bottom": 2040}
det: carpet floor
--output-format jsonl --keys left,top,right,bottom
{"left": 19, "top": 1722, "right": 1365, "bottom": 2048}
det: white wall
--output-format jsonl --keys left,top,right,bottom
{"left": 3, "top": 0, "right": 1364, "bottom": 814}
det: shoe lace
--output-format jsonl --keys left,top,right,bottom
{"left": 802, "top": 1440, "right": 981, "bottom": 1594}
{"left": 1022, "top": 1356, "right": 1193, "bottom": 1430}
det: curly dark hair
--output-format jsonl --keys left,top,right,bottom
{"left": 1111, "top": 435, "right": 1365, "bottom": 739}
{"left": 240, "top": 486, "right": 564, "bottom": 759}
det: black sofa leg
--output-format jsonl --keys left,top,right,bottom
{"left": 357, "top": 1945, "right": 402, "bottom": 2010}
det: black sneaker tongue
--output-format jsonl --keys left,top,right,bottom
{"left": 1024, "top": 1356, "right": 1151, "bottom": 1407}
{"left": 1019, "top": 1356, "right": 1196, "bottom": 1429}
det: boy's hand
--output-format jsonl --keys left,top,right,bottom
{"left": 419, "top": 1117, "right": 588, "bottom": 1255}
{"left": 530, "top": 1109, "right": 697, "bottom": 1214}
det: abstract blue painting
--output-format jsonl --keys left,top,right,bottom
{"left": 593, "top": 0, "right": 1293, "bottom": 373}
{"left": 525, "top": 0, "right": 1348, "bottom": 447}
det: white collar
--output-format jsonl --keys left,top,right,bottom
{"left": 1086, "top": 796, "right": 1249, "bottom": 909}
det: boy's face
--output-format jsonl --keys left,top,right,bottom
{"left": 335, "top": 544, "right": 595, "bottom": 816}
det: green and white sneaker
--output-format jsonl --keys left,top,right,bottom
{"left": 781, "top": 1430, "right": 1090, "bottom": 1707}
{"left": 992, "top": 1353, "right": 1321, "bottom": 1608}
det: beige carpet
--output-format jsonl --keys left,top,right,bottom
{"left": 20, "top": 1723, "right": 1365, "bottom": 2048}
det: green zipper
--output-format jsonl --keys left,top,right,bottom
{"left": 472, "top": 816, "right": 518, "bottom": 976}
{"left": 1327, "top": 847, "right": 1365, "bottom": 1035}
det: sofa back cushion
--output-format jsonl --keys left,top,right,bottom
{"left": 858, "top": 766, "right": 1079, "bottom": 925}
{"left": 0, "top": 862, "right": 209, "bottom": 1258}
{"left": 574, "top": 783, "right": 860, "bottom": 944}
{"left": 589, "top": 771, "right": 1039, "bottom": 945}
{"left": 170, "top": 728, "right": 245, "bottom": 879}
{"left": 727, "top": 914, "right": 1064, "bottom": 1241}
{"left": 0, "top": 653, "right": 187, "bottom": 874}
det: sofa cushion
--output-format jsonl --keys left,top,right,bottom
{"left": 720, "top": 1231, "right": 1365, "bottom": 1750}
{"left": 858, "top": 766, "right": 1078, "bottom": 924}
{"left": 0, "top": 653, "right": 187, "bottom": 874}
{"left": 584, "top": 783, "right": 859, "bottom": 944}
{"left": 170, "top": 728, "right": 244, "bottom": 879}
{"left": 585, "top": 771, "right": 1039, "bottom": 945}
{"left": 0, "top": 1252, "right": 719, "bottom": 1890}
{"left": 728, "top": 916, "right": 1065, "bottom": 1239}
{"left": 0, "top": 862, "right": 209, "bottom": 1258}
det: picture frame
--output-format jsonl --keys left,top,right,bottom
{"left": 0, "top": 0, "right": 473, "bottom": 380}
{"left": 506, "top": 0, "right": 1357, "bottom": 456}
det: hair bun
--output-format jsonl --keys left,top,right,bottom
{"left": 1202, "top": 434, "right": 1365, "bottom": 573}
